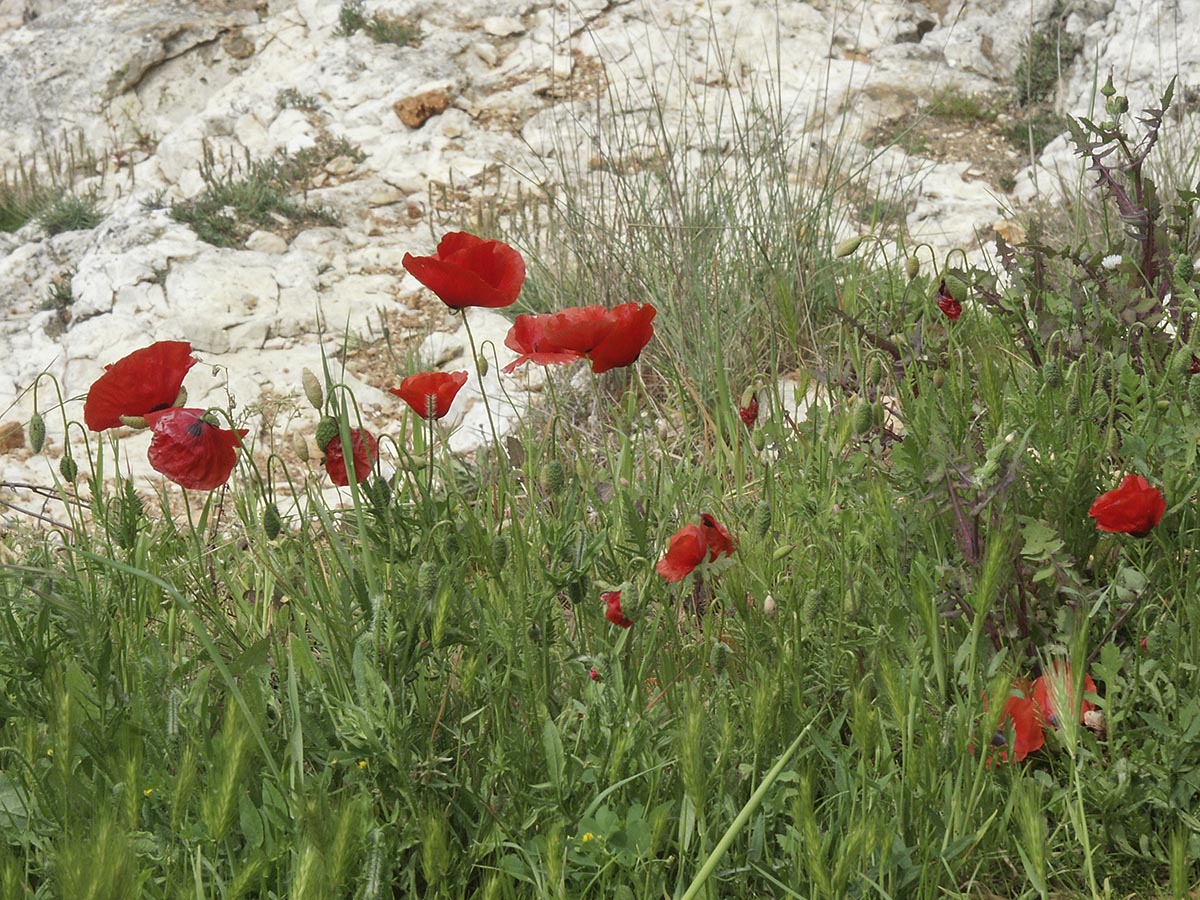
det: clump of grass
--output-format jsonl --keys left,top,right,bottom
{"left": 37, "top": 191, "right": 103, "bottom": 235}
{"left": 1013, "top": 5, "right": 1082, "bottom": 107}
{"left": 169, "top": 142, "right": 346, "bottom": 247}
{"left": 335, "top": 0, "right": 420, "bottom": 47}
{"left": 928, "top": 87, "right": 999, "bottom": 123}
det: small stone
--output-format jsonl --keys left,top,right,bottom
{"left": 324, "top": 155, "right": 358, "bottom": 176}
{"left": 368, "top": 188, "right": 405, "bottom": 207}
{"left": 0, "top": 421, "right": 25, "bottom": 452}
{"left": 223, "top": 33, "right": 256, "bottom": 60}
{"left": 481, "top": 16, "right": 524, "bottom": 37}
{"left": 471, "top": 42, "right": 498, "bottom": 66}
{"left": 394, "top": 90, "right": 452, "bottom": 129}
{"left": 246, "top": 230, "right": 288, "bottom": 254}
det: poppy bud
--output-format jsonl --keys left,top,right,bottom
{"left": 1172, "top": 350, "right": 1195, "bottom": 379}
{"left": 28, "top": 412, "right": 46, "bottom": 454}
{"left": 417, "top": 561, "right": 438, "bottom": 608}
{"left": 541, "top": 459, "right": 566, "bottom": 496}
{"left": 589, "top": 667, "right": 601, "bottom": 682}
{"left": 315, "top": 416, "right": 339, "bottom": 452}
{"left": 754, "top": 500, "right": 772, "bottom": 538}
{"left": 710, "top": 641, "right": 729, "bottom": 675}
{"left": 618, "top": 581, "right": 644, "bottom": 619}
{"left": 931, "top": 370, "right": 944, "bottom": 389}
{"left": 852, "top": 399, "right": 873, "bottom": 435}
{"left": 59, "top": 454, "right": 78, "bottom": 482}
{"left": 752, "top": 429, "right": 767, "bottom": 451}
{"left": 173, "top": 385, "right": 188, "bottom": 408}
{"left": 263, "top": 503, "right": 283, "bottom": 539}
{"left": 905, "top": 255, "right": 920, "bottom": 280}
{"left": 867, "top": 356, "right": 884, "bottom": 385}
{"left": 1067, "top": 390, "right": 1082, "bottom": 416}
{"left": 835, "top": 235, "right": 865, "bottom": 258}
{"left": 301, "top": 369, "right": 324, "bottom": 410}
{"left": 491, "top": 534, "right": 509, "bottom": 569}
{"left": 1043, "top": 359, "right": 1062, "bottom": 389}
{"left": 872, "top": 401, "right": 885, "bottom": 428}
{"left": 476, "top": 352, "right": 489, "bottom": 377}
{"left": 292, "top": 431, "right": 310, "bottom": 461}
{"left": 763, "top": 594, "right": 777, "bottom": 616}
{"left": 1189, "top": 372, "right": 1200, "bottom": 410}
{"left": 943, "top": 274, "right": 968, "bottom": 304}
{"left": 568, "top": 577, "right": 587, "bottom": 607}
{"left": 1175, "top": 253, "right": 1195, "bottom": 284}
{"left": 119, "top": 415, "right": 148, "bottom": 429}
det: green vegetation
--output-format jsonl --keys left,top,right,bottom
{"left": 335, "top": 0, "right": 420, "bottom": 47}
{"left": 168, "top": 140, "right": 355, "bottom": 248}
{"left": 4, "top": 75, "right": 1200, "bottom": 900}
{"left": 0, "top": 136, "right": 103, "bottom": 234}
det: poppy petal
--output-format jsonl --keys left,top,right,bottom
{"left": 324, "top": 429, "right": 378, "bottom": 485}
{"left": 656, "top": 523, "right": 708, "bottom": 582}
{"left": 84, "top": 341, "right": 197, "bottom": 431}
{"left": 143, "top": 408, "right": 245, "bottom": 491}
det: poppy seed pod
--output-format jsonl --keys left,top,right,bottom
{"left": 315, "top": 416, "right": 339, "bottom": 452}
{"left": 301, "top": 369, "right": 324, "bottom": 410}
{"left": 28, "top": 412, "right": 46, "bottom": 454}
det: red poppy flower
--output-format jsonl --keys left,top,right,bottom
{"left": 739, "top": 396, "right": 759, "bottom": 427}
{"left": 602, "top": 591, "right": 633, "bottom": 628}
{"left": 656, "top": 514, "right": 736, "bottom": 583}
{"left": 502, "top": 313, "right": 587, "bottom": 373}
{"left": 587, "top": 302, "right": 656, "bottom": 373}
{"left": 700, "top": 513, "right": 737, "bottom": 561}
{"left": 84, "top": 341, "right": 197, "bottom": 431}
{"left": 989, "top": 680, "right": 1045, "bottom": 764}
{"left": 1088, "top": 474, "right": 1166, "bottom": 536}
{"left": 1032, "top": 663, "right": 1097, "bottom": 728}
{"left": 402, "top": 231, "right": 526, "bottom": 309}
{"left": 936, "top": 279, "right": 962, "bottom": 321}
{"left": 143, "top": 408, "right": 246, "bottom": 491}
{"left": 390, "top": 371, "right": 469, "bottom": 420}
{"left": 324, "top": 429, "right": 378, "bottom": 486}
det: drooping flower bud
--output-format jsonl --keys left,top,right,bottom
{"left": 852, "top": 399, "right": 873, "bottom": 435}
{"left": 59, "top": 454, "right": 78, "bottom": 482}
{"left": 417, "top": 561, "right": 438, "bottom": 608}
{"left": 904, "top": 255, "right": 920, "bottom": 280}
{"left": 263, "top": 503, "right": 283, "bottom": 539}
{"left": 541, "top": 459, "right": 566, "bottom": 496}
{"left": 754, "top": 499, "right": 772, "bottom": 538}
{"left": 28, "top": 412, "right": 46, "bottom": 454}
{"left": 476, "top": 352, "right": 489, "bottom": 377}
{"left": 301, "top": 368, "right": 324, "bottom": 410}
{"left": 292, "top": 431, "right": 310, "bottom": 461}
{"left": 834, "top": 235, "right": 865, "bottom": 258}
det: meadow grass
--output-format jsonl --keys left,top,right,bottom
{"left": 2, "top": 68, "right": 1200, "bottom": 900}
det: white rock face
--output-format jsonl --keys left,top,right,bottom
{"left": 0, "top": 0, "right": 1195, "bottom": 510}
